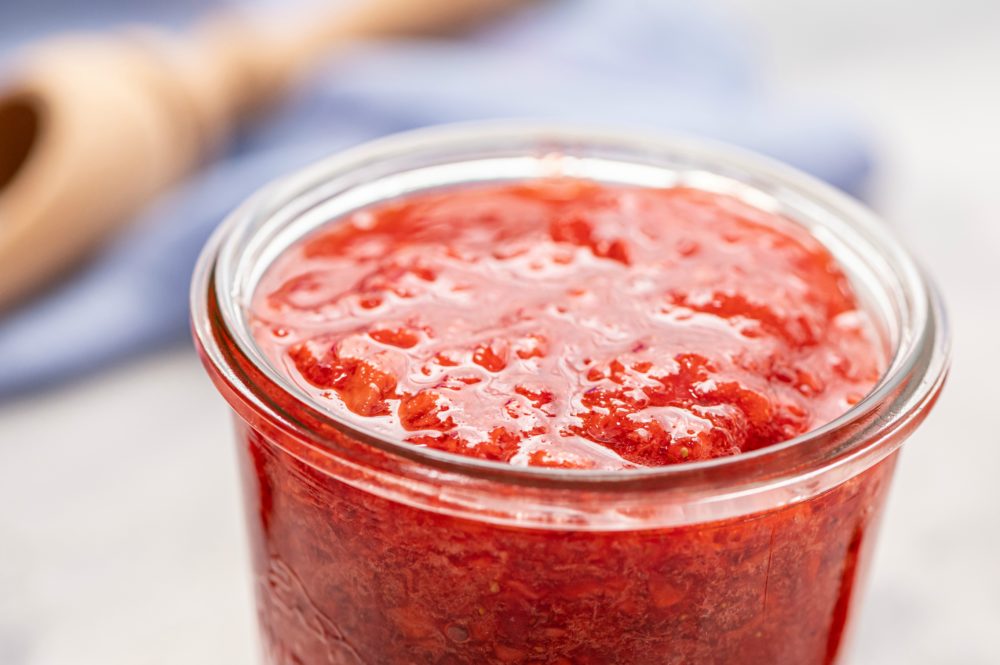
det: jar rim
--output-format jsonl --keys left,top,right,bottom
{"left": 190, "top": 121, "right": 949, "bottom": 492}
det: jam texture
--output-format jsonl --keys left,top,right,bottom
{"left": 226, "top": 180, "right": 890, "bottom": 664}
{"left": 237, "top": 419, "right": 894, "bottom": 665}
{"left": 251, "top": 181, "right": 881, "bottom": 470}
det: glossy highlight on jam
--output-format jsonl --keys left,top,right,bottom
{"left": 250, "top": 180, "right": 882, "bottom": 470}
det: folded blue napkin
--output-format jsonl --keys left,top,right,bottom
{"left": 0, "top": 0, "right": 873, "bottom": 398}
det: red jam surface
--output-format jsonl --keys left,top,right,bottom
{"left": 251, "top": 181, "right": 881, "bottom": 470}
{"left": 221, "top": 180, "right": 893, "bottom": 665}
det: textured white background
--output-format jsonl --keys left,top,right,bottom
{"left": 1, "top": 1, "right": 998, "bottom": 663}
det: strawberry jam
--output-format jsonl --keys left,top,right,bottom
{"left": 251, "top": 181, "right": 881, "bottom": 471}
{"left": 227, "top": 180, "right": 892, "bottom": 664}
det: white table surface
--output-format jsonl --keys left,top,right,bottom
{"left": 1, "top": 1, "right": 998, "bottom": 663}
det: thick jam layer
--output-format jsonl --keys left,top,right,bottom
{"left": 251, "top": 181, "right": 881, "bottom": 469}
{"left": 222, "top": 179, "right": 891, "bottom": 665}
{"left": 234, "top": 419, "right": 894, "bottom": 665}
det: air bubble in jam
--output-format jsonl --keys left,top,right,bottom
{"left": 251, "top": 181, "right": 882, "bottom": 470}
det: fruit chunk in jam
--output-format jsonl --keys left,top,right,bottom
{"left": 251, "top": 180, "right": 881, "bottom": 469}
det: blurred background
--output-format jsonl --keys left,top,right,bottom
{"left": 0, "top": 0, "right": 996, "bottom": 663}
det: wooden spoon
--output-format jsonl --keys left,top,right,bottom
{"left": 0, "top": 0, "right": 529, "bottom": 311}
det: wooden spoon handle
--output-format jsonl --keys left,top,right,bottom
{"left": 177, "top": 0, "right": 533, "bottom": 148}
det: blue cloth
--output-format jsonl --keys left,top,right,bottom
{"left": 0, "top": 0, "right": 874, "bottom": 398}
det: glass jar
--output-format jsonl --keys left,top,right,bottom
{"left": 191, "top": 124, "right": 948, "bottom": 665}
